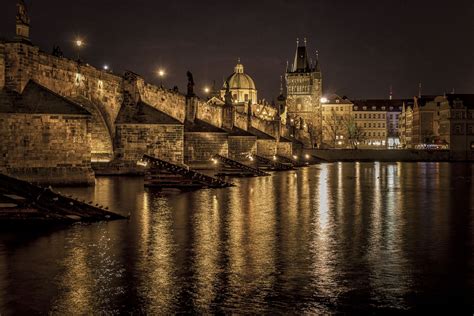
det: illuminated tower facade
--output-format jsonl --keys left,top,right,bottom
{"left": 285, "top": 38, "right": 322, "bottom": 131}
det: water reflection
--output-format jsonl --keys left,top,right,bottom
{"left": 0, "top": 163, "right": 472, "bottom": 313}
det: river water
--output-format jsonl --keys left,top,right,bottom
{"left": 0, "top": 162, "right": 473, "bottom": 314}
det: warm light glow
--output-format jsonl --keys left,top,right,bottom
{"left": 204, "top": 87, "right": 210, "bottom": 93}
{"left": 293, "top": 155, "right": 298, "bottom": 160}
{"left": 273, "top": 155, "right": 277, "bottom": 161}
{"left": 305, "top": 154, "right": 310, "bottom": 159}
{"left": 75, "top": 39, "right": 83, "bottom": 47}
{"left": 137, "top": 160, "right": 148, "bottom": 167}
{"left": 157, "top": 69, "right": 166, "bottom": 77}
{"left": 103, "top": 65, "right": 109, "bottom": 70}
{"left": 320, "top": 97, "right": 328, "bottom": 103}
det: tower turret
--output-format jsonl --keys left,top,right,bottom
{"left": 285, "top": 38, "right": 322, "bottom": 141}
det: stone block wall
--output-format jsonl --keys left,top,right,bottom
{"left": 115, "top": 124, "right": 184, "bottom": 164}
{"left": 0, "top": 42, "right": 5, "bottom": 88}
{"left": 250, "top": 115, "right": 279, "bottom": 139}
{"left": 141, "top": 82, "right": 186, "bottom": 123}
{"left": 184, "top": 133, "right": 228, "bottom": 163}
{"left": 0, "top": 113, "right": 94, "bottom": 185}
{"left": 197, "top": 101, "right": 223, "bottom": 127}
{"left": 4, "top": 43, "right": 40, "bottom": 93}
{"left": 234, "top": 111, "right": 249, "bottom": 130}
{"left": 277, "top": 142, "right": 293, "bottom": 158}
{"left": 35, "top": 51, "right": 123, "bottom": 124}
{"left": 256, "top": 139, "right": 277, "bottom": 157}
{"left": 228, "top": 136, "right": 257, "bottom": 161}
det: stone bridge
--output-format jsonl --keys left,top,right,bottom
{"left": 0, "top": 37, "right": 303, "bottom": 184}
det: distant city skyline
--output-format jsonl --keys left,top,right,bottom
{"left": 1, "top": 0, "right": 473, "bottom": 100}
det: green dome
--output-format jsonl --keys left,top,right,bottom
{"left": 225, "top": 63, "right": 256, "bottom": 90}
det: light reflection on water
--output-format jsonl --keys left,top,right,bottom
{"left": 0, "top": 162, "right": 473, "bottom": 314}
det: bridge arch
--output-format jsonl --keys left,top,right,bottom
{"left": 70, "top": 96, "right": 114, "bottom": 162}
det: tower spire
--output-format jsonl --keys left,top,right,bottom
{"left": 292, "top": 37, "right": 310, "bottom": 72}
{"left": 389, "top": 85, "right": 393, "bottom": 100}
{"left": 418, "top": 82, "right": 422, "bottom": 98}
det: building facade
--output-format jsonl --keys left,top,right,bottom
{"left": 399, "top": 94, "right": 474, "bottom": 159}
{"left": 352, "top": 100, "right": 389, "bottom": 148}
{"left": 321, "top": 95, "right": 353, "bottom": 148}
{"left": 399, "top": 103, "right": 413, "bottom": 148}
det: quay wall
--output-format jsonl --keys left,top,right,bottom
{"left": 308, "top": 149, "right": 453, "bottom": 162}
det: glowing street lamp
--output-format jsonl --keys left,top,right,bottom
{"left": 157, "top": 68, "right": 166, "bottom": 87}
{"left": 74, "top": 38, "right": 84, "bottom": 61}
{"left": 103, "top": 64, "right": 109, "bottom": 71}
{"left": 203, "top": 87, "right": 210, "bottom": 94}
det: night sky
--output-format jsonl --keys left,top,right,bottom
{"left": 1, "top": 0, "right": 473, "bottom": 100}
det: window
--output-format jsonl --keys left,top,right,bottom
{"left": 455, "top": 124, "right": 462, "bottom": 134}
{"left": 245, "top": 94, "right": 249, "bottom": 101}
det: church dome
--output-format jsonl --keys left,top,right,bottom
{"left": 225, "top": 63, "right": 256, "bottom": 90}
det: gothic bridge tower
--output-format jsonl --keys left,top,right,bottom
{"left": 285, "top": 38, "right": 322, "bottom": 134}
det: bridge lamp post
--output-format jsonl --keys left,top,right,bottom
{"left": 157, "top": 69, "right": 166, "bottom": 87}
{"left": 74, "top": 39, "right": 84, "bottom": 62}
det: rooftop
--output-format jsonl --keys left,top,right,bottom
{"left": 352, "top": 99, "right": 412, "bottom": 112}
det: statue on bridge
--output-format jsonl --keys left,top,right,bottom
{"left": 224, "top": 80, "right": 232, "bottom": 106}
{"left": 52, "top": 45, "right": 64, "bottom": 58}
{"left": 186, "top": 71, "right": 195, "bottom": 97}
{"left": 16, "top": 0, "right": 30, "bottom": 26}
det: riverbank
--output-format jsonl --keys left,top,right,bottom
{"left": 307, "top": 149, "right": 465, "bottom": 162}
